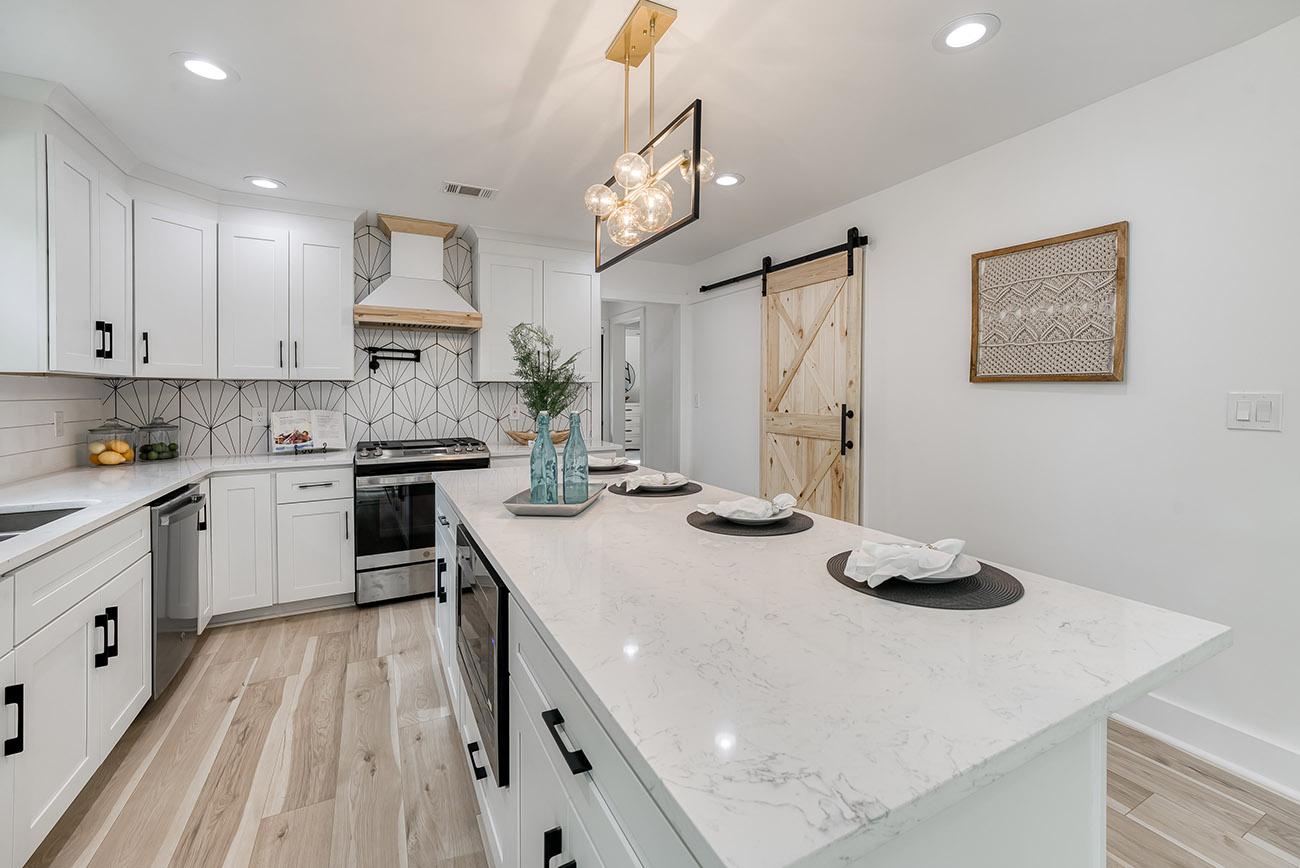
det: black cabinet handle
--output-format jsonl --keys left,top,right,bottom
{"left": 438, "top": 515, "right": 450, "bottom": 527}
{"left": 542, "top": 708, "right": 592, "bottom": 775}
{"left": 840, "top": 404, "right": 855, "bottom": 455}
{"left": 466, "top": 741, "right": 488, "bottom": 780}
{"left": 142, "top": 331, "right": 150, "bottom": 364}
{"left": 279, "top": 340, "right": 284, "bottom": 368}
{"left": 104, "top": 321, "right": 114, "bottom": 360}
{"left": 436, "top": 558, "right": 447, "bottom": 603}
{"left": 293, "top": 340, "right": 299, "bottom": 368}
{"left": 105, "top": 605, "right": 119, "bottom": 661}
{"left": 95, "top": 321, "right": 106, "bottom": 358}
{"left": 543, "top": 826, "right": 576, "bottom": 868}
{"left": 3, "top": 684, "right": 22, "bottom": 757}
{"left": 197, "top": 504, "right": 207, "bottom": 532}
{"left": 94, "top": 612, "right": 110, "bottom": 668}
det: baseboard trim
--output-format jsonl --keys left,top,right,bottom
{"left": 1116, "top": 693, "right": 1300, "bottom": 803}
{"left": 209, "top": 594, "right": 356, "bottom": 628}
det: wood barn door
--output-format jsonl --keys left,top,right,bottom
{"left": 761, "top": 250, "right": 862, "bottom": 522}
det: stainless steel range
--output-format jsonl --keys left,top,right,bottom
{"left": 353, "top": 437, "right": 490, "bottom": 606}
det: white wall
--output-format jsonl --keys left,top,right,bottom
{"left": 687, "top": 19, "right": 1300, "bottom": 791}
{"left": 0, "top": 374, "right": 104, "bottom": 484}
{"left": 604, "top": 300, "right": 683, "bottom": 471}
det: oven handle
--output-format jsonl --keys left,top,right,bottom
{"left": 356, "top": 472, "right": 438, "bottom": 489}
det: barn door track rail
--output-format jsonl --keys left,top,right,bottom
{"left": 698, "top": 227, "right": 870, "bottom": 296}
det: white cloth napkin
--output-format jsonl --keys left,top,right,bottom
{"left": 588, "top": 455, "right": 625, "bottom": 468}
{"left": 696, "top": 493, "right": 796, "bottom": 519}
{"left": 623, "top": 472, "right": 688, "bottom": 492}
{"left": 844, "top": 538, "right": 967, "bottom": 589}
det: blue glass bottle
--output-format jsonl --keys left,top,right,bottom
{"left": 529, "top": 412, "right": 558, "bottom": 504}
{"left": 562, "top": 412, "right": 589, "bottom": 504}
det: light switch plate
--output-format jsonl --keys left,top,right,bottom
{"left": 1226, "top": 392, "right": 1283, "bottom": 431}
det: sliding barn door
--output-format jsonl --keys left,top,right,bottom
{"left": 761, "top": 250, "right": 862, "bottom": 522}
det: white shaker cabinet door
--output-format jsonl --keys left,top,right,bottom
{"left": 46, "top": 138, "right": 99, "bottom": 375}
{"left": 275, "top": 498, "right": 355, "bottom": 604}
{"left": 134, "top": 202, "right": 218, "bottom": 378}
{"left": 218, "top": 223, "right": 290, "bottom": 379}
{"left": 472, "top": 253, "right": 543, "bottom": 382}
{"left": 289, "top": 227, "right": 353, "bottom": 381}
{"left": 96, "top": 178, "right": 134, "bottom": 377}
{"left": 210, "top": 473, "right": 275, "bottom": 615}
{"left": 0, "top": 649, "right": 15, "bottom": 868}
{"left": 93, "top": 554, "right": 151, "bottom": 757}
{"left": 197, "top": 479, "right": 212, "bottom": 634}
{"left": 542, "top": 260, "right": 599, "bottom": 382}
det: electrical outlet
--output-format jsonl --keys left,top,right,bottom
{"left": 53, "top": 409, "right": 65, "bottom": 439}
{"left": 693, "top": 392, "right": 702, "bottom": 408}
{"left": 250, "top": 406, "right": 268, "bottom": 427}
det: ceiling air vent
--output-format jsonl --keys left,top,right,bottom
{"left": 441, "top": 181, "right": 498, "bottom": 200}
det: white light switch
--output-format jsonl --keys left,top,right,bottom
{"left": 1226, "top": 392, "right": 1283, "bottom": 431}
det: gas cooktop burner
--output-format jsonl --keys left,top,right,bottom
{"left": 354, "top": 437, "right": 490, "bottom": 466}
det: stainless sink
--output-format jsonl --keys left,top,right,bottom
{"left": 0, "top": 503, "right": 92, "bottom": 536}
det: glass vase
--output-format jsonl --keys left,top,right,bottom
{"left": 562, "top": 413, "right": 589, "bottom": 503}
{"left": 529, "top": 412, "right": 558, "bottom": 504}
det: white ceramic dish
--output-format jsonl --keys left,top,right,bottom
{"left": 723, "top": 508, "right": 794, "bottom": 526}
{"left": 630, "top": 479, "right": 690, "bottom": 492}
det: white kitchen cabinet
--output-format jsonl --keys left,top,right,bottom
{"left": 543, "top": 260, "right": 599, "bottom": 382}
{"left": 96, "top": 178, "right": 134, "bottom": 377}
{"left": 0, "top": 127, "right": 48, "bottom": 373}
{"left": 1, "top": 649, "right": 15, "bottom": 868}
{"left": 275, "top": 498, "right": 354, "bottom": 603}
{"left": 94, "top": 555, "right": 151, "bottom": 755}
{"left": 134, "top": 201, "right": 218, "bottom": 378}
{"left": 433, "top": 489, "right": 459, "bottom": 708}
{"left": 218, "top": 223, "right": 290, "bottom": 379}
{"left": 289, "top": 227, "right": 353, "bottom": 380}
{"left": 459, "top": 684, "right": 514, "bottom": 868}
{"left": 197, "top": 479, "right": 212, "bottom": 634}
{"left": 210, "top": 473, "right": 275, "bottom": 615}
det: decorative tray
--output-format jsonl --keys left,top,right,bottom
{"left": 504, "top": 483, "right": 607, "bottom": 517}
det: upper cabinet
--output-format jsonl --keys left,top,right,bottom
{"left": 470, "top": 233, "right": 600, "bottom": 383}
{"left": 288, "top": 227, "right": 353, "bottom": 380}
{"left": 134, "top": 202, "right": 218, "bottom": 379}
{"left": 0, "top": 128, "right": 48, "bottom": 373}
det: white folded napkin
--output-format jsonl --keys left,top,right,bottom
{"left": 623, "top": 472, "right": 687, "bottom": 492}
{"left": 844, "top": 538, "right": 967, "bottom": 589}
{"left": 588, "top": 455, "right": 625, "bottom": 468}
{"left": 696, "top": 493, "right": 796, "bottom": 520}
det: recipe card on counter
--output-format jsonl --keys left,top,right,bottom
{"left": 269, "top": 410, "right": 345, "bottom": 453}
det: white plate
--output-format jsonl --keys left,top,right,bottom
{"left": 903, "top": 553, "right": 982, "bottom": 584}
{"left": 723, "top": 508, "right": 794, "bottom": 526}
{"left": 630, "top": 479, "right": 689, "bottom": 492}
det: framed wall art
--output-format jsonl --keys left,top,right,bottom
{"left": 970, "top": 221, "right": 1128, "bottom": 382}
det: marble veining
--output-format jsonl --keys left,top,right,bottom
{"left": 433, "top": 465, "right": 1230, "bottom": 868}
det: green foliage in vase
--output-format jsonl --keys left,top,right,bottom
{"left": 509, "top": 323, "right": 583, "bottom": 422}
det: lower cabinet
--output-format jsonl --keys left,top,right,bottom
{"left": 1, "top": 649, "right": 16, "bottom": 868}
{"left": 197, "top": 479, "right": 212, "bottom": 633}
{"left": 459, "top": 683, "right": 514, "bottom": 868}
{"left": 94, "top": 555, "right": 152, "bottom": 755}
{"left": 275, "top": 498, "right": 355, "bottom": 603}
{"left": 210, "top": 472, "right": 276, "bottom": 615}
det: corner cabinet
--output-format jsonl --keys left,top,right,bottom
{"left": 470, "top": 233, "right": 600, "bottom": 383}
{"left": 134, "top": 202, "right": 218, "bottom": 378}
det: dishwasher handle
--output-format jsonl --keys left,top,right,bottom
{"left": 158, "top": 493, "right": 206, "bottom": 526}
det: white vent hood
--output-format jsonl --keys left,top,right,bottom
{"left": 353, "top": 214, "right": 482, "bottom": 331}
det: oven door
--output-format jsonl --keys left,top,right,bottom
{"left": 456, "top": 525, "right": 508, "bottom": 786}
{"left": 354, "top": 472, "right": 438, "bottom": 570}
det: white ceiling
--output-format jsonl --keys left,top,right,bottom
{"left": 1, "top": 0, "right": 1296, "bottom": 264}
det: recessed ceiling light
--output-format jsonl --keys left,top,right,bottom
{"left": 170, "top": 51, "right": 240, "bottom": 82}
{"left": 933, "top": 13, "right": 1001, "bottom": 53}
{"left": 714, "top": 172, "right": 744, "bottom": 187}
{"left": 244, "top": 176, "right": 284, "bottom": 190}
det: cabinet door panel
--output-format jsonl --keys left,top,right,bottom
{"left": 197, "top": 480, "right": 212, "bottom": 634}
{"left": 289, "top": 229, "right": 352, "bottom": 380}
{"left": 543, "top": 261, "right": 598, "bottom": 382}
{"left": 0, "top": 129, "right": 48, "bottom": 372}
{"left": 218, "top": 223, "right": 290, "bottom": 379}
{"left": 210, "top": 473, "right": 275, "bottom": 615}
{"left": 473, "top": 254, "right": 542, "bottom": 382}
{"left": 275, "top": 499, "right": 355, "bottom": 604}
{"left": 95, "top": 554, "right": 151, "bottom": 755}
{"left": 0, "top": 649, "right": 14, "bottom": 868}
{"left": 47, "top": 139, "right": 98, "bottom": 375}
{"left": 134, "top": 202, "right": 217, "bottom": 378}
{"left": 96, "top": 178, "right": 134, "bottom": 376}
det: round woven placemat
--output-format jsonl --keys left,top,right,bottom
{"left": 825, "top": 551, "right": 1024, "bottom": 610}
{"left": 686, "top": 511, "right": 813, "bottom": 537}
{"left": 608, "top": 481, "right": 704, "bottom": 498}
{"left": 589, "top": 463, "right": 638, "bottom": 474}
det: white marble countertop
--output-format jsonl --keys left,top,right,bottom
{"left": 0, "top": 452, "right": 352, "bottom": 575}
{"left": 433, "top": 465, "right": 1231, "bottom": 868}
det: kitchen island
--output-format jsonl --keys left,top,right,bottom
{"left": 434, "top": 465, "right": 1229, "bottom": 868}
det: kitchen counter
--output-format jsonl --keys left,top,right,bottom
{"left": 487, "top": 438, "right": 623, "bottom": 460}
{"left": 0, "top": 451, "right": 352, "bottom": 575}
{"left": 433, "top": 465, "right": 1230, "bottom": 868}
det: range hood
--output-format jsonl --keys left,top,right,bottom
{"left": 353, "top": 214, "right": 483, "bottom": 331}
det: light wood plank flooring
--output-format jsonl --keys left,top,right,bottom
{"left": 23, "top": 602, "right": 1300, "bottom": 867}
{"left": 26, "top": 599, "right": 490, "bottom": 868}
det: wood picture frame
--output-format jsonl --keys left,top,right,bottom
{"left": 970, "top": 221, "right": 1128, "bottom": 383}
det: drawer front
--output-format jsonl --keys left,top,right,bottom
{"left": 11, "top": 509, "right": 150, "bottom": 643}
{"left": 275, "top": 467, "right": 353, "bottom": 504}
{"left": 1, "top": 576, "right": 12, "bottom": 654}
{"left": 509, "top": 599, "right": 700, "bottom": 868}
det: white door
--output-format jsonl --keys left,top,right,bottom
{"left": 47, "top": 138, "right": 99, "bottom": 375}
{"left": 0, "top": 649, "right": 15, "bottom": 868}
{"left": 12, "top": 599, "right": 99, "bottom": 864}
{"left": 218, "top": 223, "right": 290, "bottom": 379}
{"left": 96, "top": 178, "right": 134, "bottom": 376}
{"left": 210, "top": 473, "right": 275, "bottom": 615}
{"left": 275, "top": 498, "right": 354, "bottom": 603}
{"left": 134, "top": 202, "right": 218, "bottom": 378}
{"left": 543, "top": 260, "right": 599, "bottom": 382}
{"left": 197, "top": 479, "right": 212, "bottom": 634}
{"left": 473, "top": 253, "right": 543, "bottom": 382}
{"left": 94, "top": 555, "right": 151, "bottom": 756}
{"left": 289, "top": 228, "right": 352, "bottom": 380}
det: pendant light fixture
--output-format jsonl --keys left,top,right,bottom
{"left": 584, "top": 1, "right": 715, "bottom": 271}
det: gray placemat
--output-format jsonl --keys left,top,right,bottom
{"left": 608, "top": 481, "right": 704, "bottom": 498}
{"left": 589, "top": 463, "right": 638, "bottom": 474}
{"left": 687, "top": 510, "right": 813, "bottom": 536}
{"left": 825, "top": 551, "right": 1024, "bottom": 610}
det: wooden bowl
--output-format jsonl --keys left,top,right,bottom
{"left": 505, "top": 429, "right": 571, "bottom": 446}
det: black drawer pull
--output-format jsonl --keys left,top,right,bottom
{"left": 466, "top": 741, "right": 488, "bottom": 780}
{"left": 94, "top": 612, "right": 110, "bottom": 668}
{"left": 104, "top": 321, "right": 114, "bottom": 359}
{"left": 142, "top": 331, "right": 150, "bottom": 364}
{"left": 543, "top": 826, "right": 576, "bottom": 868}
{"left": 3, "top": 684, "right": 22, "bottom": 756}
{"left": 542, "top": 708, "right": 592, "bottom": 775}
{"left": 438, "top": 514, "right": 450, "bottom": 527}
{"left": 105, "top": 606, "right": 120, "bottom": 660}
{"left": 95, "top": 321, "right": 106, "bottom": 358}
{"left": 436, "top": 558, "right": 447, "bottom": 603}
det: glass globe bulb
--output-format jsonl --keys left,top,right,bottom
{"left": 613, "top": 152, "right": 650, "bottom": 189}
{"left": 607, "top": 202, "right": 646, "bottom": 247}
{"left": 633, "top": 184, "right": 673, "bottom": 233}
{"left": 655, "top": 178, "right": 674, "bottom": 199}
{"left": 679, "top": 147, "right": 717, "bottom": 184}
{"left": 584, "top": 183, "right": 618, "bottom": 217}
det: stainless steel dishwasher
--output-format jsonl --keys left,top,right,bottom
{"left": 150, "top": 484, "right": 207, "bottom": 699}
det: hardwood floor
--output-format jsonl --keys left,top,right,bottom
{"left": 23, "top": 600, "right": 1300, "bottom": 868}
{"left": 26, "top": 599, "right": 490, "bottom": 868}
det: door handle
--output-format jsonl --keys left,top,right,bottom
{"left": 279, "top": 340, "right": 284, "bottom": 369}
{"left": 436, "top": 558, "right": 447, "bottom": 603}
{"left": 466, "top": 741, "right": 489, "bottom": 780}
{"left": 293, "top": 340, "right": 299, "bottom": 368}
{"left": 840, "top": 404, "right": 855, "bottom": 456}
{"left": 104, "top": 321, "right": 114, "bottom": 360}
{"left": 543, "top": 827, "right": 577, "bottom": 868}
{"left": 142, "top": 331, "right": 150, "bottom": 365}
{"left": 94, "top": 612, "right": 110, "bottom": 668}
{"left": 343, "top": 512, "right": 349, "bottom": 541}
{"left": 105, "top": 606, "right": 120, "bottom": 661}
{"left": 542, "top": 708, "right": 593, "bottom": 775}
{"left": 3, "top": 684, "right": 23, "bottom": 757}
{"left": 95, "top": 321, "right": 106, "bottom": 358}
{"left": 198, "top": 503, "right": 207, "bottom": 532}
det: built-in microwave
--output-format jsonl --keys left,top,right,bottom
{"left": 456, "top": 524, "right": 508, "bottom": 787}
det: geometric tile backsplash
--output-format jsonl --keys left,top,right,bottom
{"left": 100, "top": 226, "right": 592, "bottom": 456}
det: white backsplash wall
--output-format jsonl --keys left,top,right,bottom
{"left": 0, "top": 374, "right": 105, "bottom": 484}
{"left": 100, "top": 226, "right": 592, "bottom": 456}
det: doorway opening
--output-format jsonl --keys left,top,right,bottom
{"left": 602, "top": 306, "right": 645, "bottom": 465}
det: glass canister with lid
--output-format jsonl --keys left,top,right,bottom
{"left": 87, "top": 419, "right": 137, "bottom": 466}
{"left": 137, "top": 417, "right": 181, "bottom": 461}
